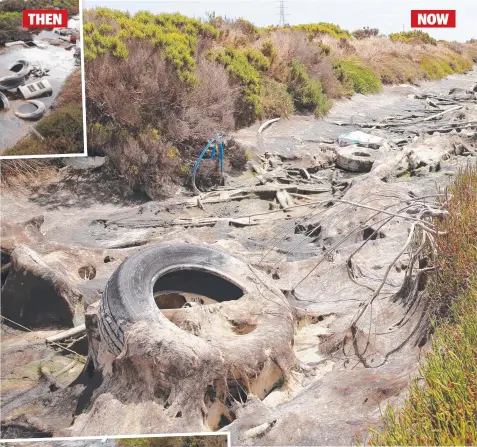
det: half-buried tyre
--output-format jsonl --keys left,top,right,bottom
{"left": 72, "top": 243, "right": 299, "bottom": 435}
{"left": 100, "top": 243, "right": 266, "bottom": 356}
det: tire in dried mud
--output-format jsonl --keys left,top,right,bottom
{"left": 336, "top": 145, "right": 376, "bottom": 173}
{"left": 98, "top": 243, "right": 251, "bottom": 356}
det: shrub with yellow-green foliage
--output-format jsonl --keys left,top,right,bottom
{"left": 420, "top": 55, "right": 454, "bottom": 80}
{"left": 389, "top": 30, "right": 437, "bottom": 45}
{"left": 260, "top": 78, "right": 294, "bottom": 118}
{"left": 260, "top": 40, "right": 278, "bottom": 63}
{"left": 292, "top": 23, "right": 352, "bottom": 40}
{"left": 288, "top": 59, "right": 331, "bottom": 116}
{"left": 209, "top": 45, "right": 264, "bottom": 124}
{"left": 333, "top": 58, "right": 382, "bottom": 94}
{"left": 81, "top": 8, "right": 477, "bottom": 198}
{"left": 84, "top": 10, "right": 219, "bottom": 84}
{"left": 369, "top": 165, "right": 477, "bottom": 446}
{"left": 0, "top": 11, "right": 32, "bottom": 44}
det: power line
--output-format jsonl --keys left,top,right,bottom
{"left": 278, "top": 0, "right": 286, "bottom": 26}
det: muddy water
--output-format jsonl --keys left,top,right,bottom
{"left": 0, "top": 32, "right": 78, "bottom": 152}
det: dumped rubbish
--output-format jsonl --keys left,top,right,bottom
{"left": 7, "top": 59, "right": 32, "bottom": 77}
{"left": 74, "top": 47, "right": 81, "bottom": 65}
{"left": 55, "top": 28, "right": 75, "bottom": 36}
{"left": 338, "top": 130, "right": 386, "bottom": 149}
{"left": 0, "top": 92, "right": 10, "bottom": 110}
{"left": 335, "top": 145, "right": 376, "bottom": 172}
{"left": 0, "top": 73, "right": 25, "bottom": 91}
{"left": 258, "top": 117, "right": 280, "bottom": 133}
{"left": 30, "top": 66, "right": 50, "bottom": 78}
{"left": 14, "top": 100, "right": 46, "bottom": 120}
{"left": 191, "top": 134, "right": 225, "bottom": 194}
{"left": 19, "top": 79, "right": 53, "bottom": 99}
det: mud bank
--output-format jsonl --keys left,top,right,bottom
{"left": 1, "top": 68, "right": 476, "bottom": 445}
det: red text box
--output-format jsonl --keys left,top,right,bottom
{"left": 411, "top": 10, "right": 456, "bottom": 28}
{"left": 22, "top": 10, "right": 68, "bottom": 28}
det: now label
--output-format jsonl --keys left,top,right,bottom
{"left": 22, "top": 10, "right": 69, "bottom": 28}
{"left": 411, "top": 10, "right": 456, "bottom": 28}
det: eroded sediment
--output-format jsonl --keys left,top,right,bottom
{"left": 1, "top": 68, "right": 477, "bottom": 444}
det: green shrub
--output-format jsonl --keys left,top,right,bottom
{"left": 447, "top": 52, "right": 474, "bottom": 73}
{"left": 209, "top": 45, "right": 263, "bottom": 123}
{"left": 244, "top": 48, "right": 270, "bottom": 71}
{"left": 35, "top": 106, "right": 84, "bottom": 153}
{"left": 84, "top": 10, "right": 220, "bottom": 84}
{"left": 0, "top": 11, "right": 32, "bottom": 44}
{"left": 236, "top": 18, "right": 259, "bottom": 37}
{"left": 420, "top": 55, "right": 454, "bottom": 79}
{"left": 318, "top": 42, "right": 331, "bottom": 56}
{"left": 389, "top": 30, "right": 437, "bottom": 45}
{"left": 369, "top": 166, "right": 477, "bottom": 446}
{"left": 292, "top": 23, "right": 351, "bottom": 40}
{"left": 352, "top": 27, "right": 379, "bottom": 39}
{"left": 0, "top": 0, "right": 78, "bottom": 14}
{"left": 260, "top": 40, "right": 278, "bottom": 63}
{"left": 333, "top": 58, "right": 382, "bottom": 94}
{"left": 260, "top": 78, "right": 294, "bottom": 118}
{"left": 288, "top": 59, "right": 331, "bottom": 116}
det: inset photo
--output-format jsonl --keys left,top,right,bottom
{"left": 0, "top": 0, "right": 86, "bottom": 159}
{"left": 0, "top": 435, "right": 229, "bottom": 447}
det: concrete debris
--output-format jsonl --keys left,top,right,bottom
{"left": 19, "top": 79, "right": 53, "bottom": 100}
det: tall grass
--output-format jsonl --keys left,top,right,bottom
{"left": 369, "top": 164, "right": 477, "bottom": 446}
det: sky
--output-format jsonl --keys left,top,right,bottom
{"left": 82, "top": 0, "right": 477, "bottom": 42}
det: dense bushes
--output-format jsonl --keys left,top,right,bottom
{"left": 0, "top": 12, "right": 32, "bottom": 44}
{"left": 389, "top": 30, "right": 437, "bottom": 45}
{"left": 420, "top": 55, "right": 454, "bottom": 80}
{"left": 333, "top": 58, "right": 382, "bottom": 94}
{"left": 0, "top": 0, "right": 79, "bottom": 14}
{"left": 352, "top": 27, "right": 379, "bottom": 40}
{"left": 288, "top": 59, "right": 331, "bottom": 116}
{"left": 84, "top": 10, "right": 218, "bottom": 84}
{"left": 291, "top": 23, "right": 351, "bottom": 40}
{"left": 82, "top": 9, "right": 477, "bottom": 198}
{"left": 260, "top": 78, "right": 294, "bottom": 118}
{"left": 209, "top": 45, "right": 266, "bottom": 124}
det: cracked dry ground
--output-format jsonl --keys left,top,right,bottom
{"left": 1, "top": 68, "right": 477, "bottom": 445}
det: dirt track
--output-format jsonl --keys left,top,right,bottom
{"left": 1, "top": 68, "right": 476, "bottom": 445}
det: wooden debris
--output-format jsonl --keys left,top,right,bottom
{"left": 46, "top": 324, "right": 86, "bottom": 344}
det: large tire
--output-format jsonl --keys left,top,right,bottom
{"left": 14, "top": 100, "right": 46, "bottom": 120}
{"left": 8, "top": 59, "right": 32, "bottom": 77}
{"left": 99, "top": 243, "right": 255, "bottom": 356}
